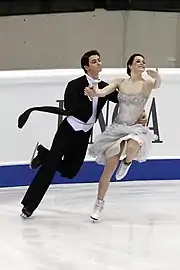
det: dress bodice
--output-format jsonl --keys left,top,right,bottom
{"left": 114, "top": 91, "right": 148, "bottom": 125}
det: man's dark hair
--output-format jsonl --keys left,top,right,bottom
{"left": 81, "top": 50, "right": 100, "bottom": 73}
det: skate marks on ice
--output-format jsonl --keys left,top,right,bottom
{"left": 0, "top": 180, "right": 180, "bottom": 270}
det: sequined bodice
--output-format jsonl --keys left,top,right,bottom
{"left": 114, "top": 91, "right": 148, "bottom": 125}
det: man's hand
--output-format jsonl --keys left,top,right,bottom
{"left": 84, "top": 86, "right": 96, "bottom": 100}
{"left": 137, "top": 111, "right": 148, "bottom": 126}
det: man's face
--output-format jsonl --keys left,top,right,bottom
{"left": 85, "top": 55, "right": 102, "bottom": 74}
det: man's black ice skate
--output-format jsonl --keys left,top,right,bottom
{"left": 20, "top": 206, "right": 32, "bottom": 219}
{"left": 29, "top": 142, "right": 41, "bottom": 169}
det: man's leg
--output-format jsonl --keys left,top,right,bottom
{"left": 60, "top": 130, "right": 90, "bottom": 178}
{"left": 31, "top": 129, "right": 91, "bottom": 177}
{"left": 21, "top": 120, "right": 73, "bottom": 217}
{"left": 29, "top": 144, "right": 65, "bottom": 173}
{"left": 29, "top": 144, "right": 49, "bottom": 169}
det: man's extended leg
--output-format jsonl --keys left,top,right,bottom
{"left": 21, "top": 120, "right": 73, "bottom": 217}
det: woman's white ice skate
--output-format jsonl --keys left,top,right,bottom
{"left": 90, "top": 199, "right": 104, "bottom": 222}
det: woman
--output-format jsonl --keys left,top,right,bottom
{"left": 84, "top": 53, "right": 161, "bottom": 221}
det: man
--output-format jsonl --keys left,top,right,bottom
{"left": 20, "top": 50, "right": 147, "bottom": 218}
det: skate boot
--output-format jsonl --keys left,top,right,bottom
{"left": 20, "top": 206, "right": 32, "bottom": 219}
{"left": 116, "top": 158, "right": 132, "bottom": 181}
{"left": 29, "top": 142, "right": 40, "bottom": 169}
{"left": 90, "top": 199, "right": 104, "bottom": 221}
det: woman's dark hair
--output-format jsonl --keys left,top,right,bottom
{"left": 81, "top": 50, "right": 100, "bottom": 73}
{"left": 127, "top": 53, "right": 145, "bottom": 76}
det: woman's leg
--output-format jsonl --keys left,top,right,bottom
{"left": 98, "top": 154, "right": 120, "bottom": 200}
{"left": 90, "top": 142, "right": 125, "bottom": 221}
{"left": 125, "top": 139, "right": 141, "bottom": 163}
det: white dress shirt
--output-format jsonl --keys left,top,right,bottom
{"left": 67, "top": 74, "right": 100, "bottom": 132}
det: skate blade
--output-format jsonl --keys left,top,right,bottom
{"left": 20, "top": 213, "right": 29, "bottom": 219}
{"left": 29, "top": 142, "right": 39, "bottom": 169}
{"left": 90, "top": 216, "right": 98, "bottom": 222}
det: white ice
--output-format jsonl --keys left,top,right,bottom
{"left": 0, "top": 180, "right": 180, "bottom": 270}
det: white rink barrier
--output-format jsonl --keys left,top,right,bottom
{"left": 0, "top": 68, "right": 179, "bottom": 187}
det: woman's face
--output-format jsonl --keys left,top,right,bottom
{"left": 130, "top": 55, "right": 146, "bottom": 74}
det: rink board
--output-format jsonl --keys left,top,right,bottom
{"left": 0, "top": 159, "right": 180, "bottom": 187}
{"left": 0, "top": 68, "right": 179, "bottom": 187}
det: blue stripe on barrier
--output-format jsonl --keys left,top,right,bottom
{"left": 0, "top": 159, "right": 180, "bottom": 187}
